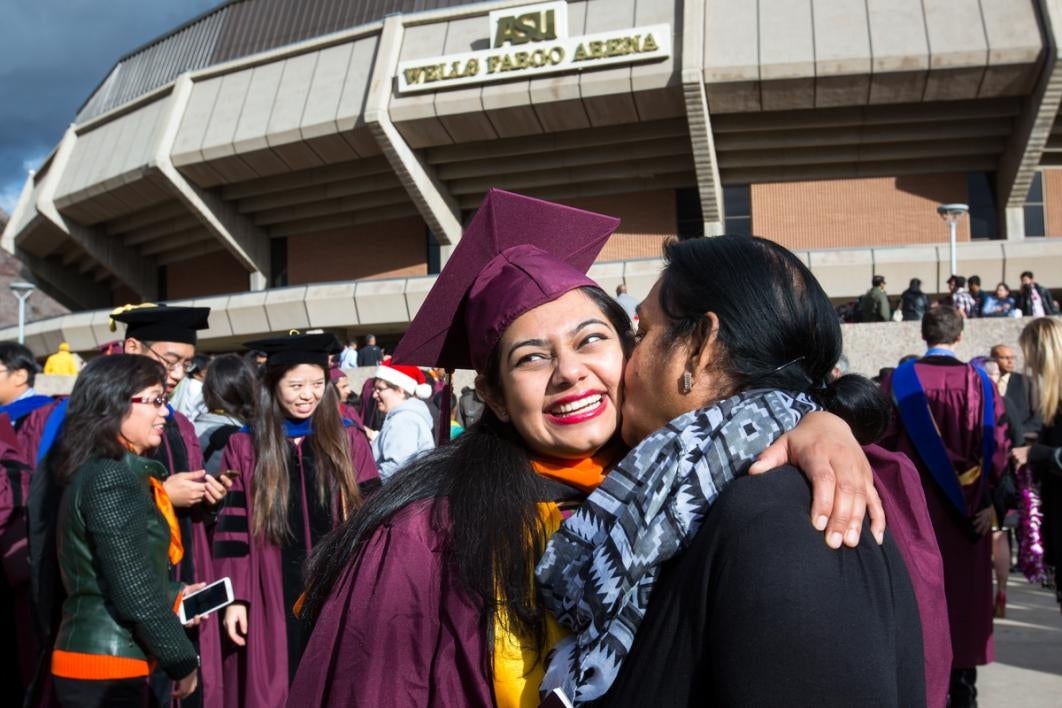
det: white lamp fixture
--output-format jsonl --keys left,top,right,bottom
{"left": 9, "top": 281, "right": 35, "bottom": 345}
{"left": 936, "top": 203, "right": 969, "bottom": 279}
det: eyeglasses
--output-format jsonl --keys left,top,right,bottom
{"left": 130, "top": 395, "right": 168, "bottom": 408}
{"left": 146, "top": 344, "right": 193, "bottom": 374}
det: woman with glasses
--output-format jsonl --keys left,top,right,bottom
{"left": 366, "top": 363, "right": 436, "bottom": 483}
{"left": 43, "top": 355, "right": 203, "bottom": 707}
{"left": 26, "top": 304, "right": 229, "bottom": 708}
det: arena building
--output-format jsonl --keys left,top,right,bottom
{"left": 3, "top": 0, "right": 1062, "bottom": 354}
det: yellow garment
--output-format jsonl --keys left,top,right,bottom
{"left": 43, "top": 349, "right": 78, "bottom": 375}
{"left": 492, "top": 502, "right": 569, "bottom": 708}
{"left": 491, "top": 448, "right": 623, "bottom": 707}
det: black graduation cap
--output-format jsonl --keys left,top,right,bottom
{"left": 109, "top": 304, "right": 211, "bottom": 345}
{"left": 243, "top": 331, "right": 341, "bottom": 370}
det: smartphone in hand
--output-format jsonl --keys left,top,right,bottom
{"left": 178, "top": 577, "right": 234, "bottom": 624}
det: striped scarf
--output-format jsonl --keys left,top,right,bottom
{"left": 535, "top": 389, "right": 820, "bottom": 703}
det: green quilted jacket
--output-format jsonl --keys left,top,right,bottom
{"left": 53, "top": 453, "right": 198, "bottom": 680}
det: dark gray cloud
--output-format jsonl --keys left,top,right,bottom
{"left": 0, "top": 0, "right": 218, "bottom": 212}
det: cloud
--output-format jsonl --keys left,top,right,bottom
{"left": 0, "top": 0, "right": 217, "bottom": 204}
{"left": 0, "top": 154, "right": 48, "bottom": 215}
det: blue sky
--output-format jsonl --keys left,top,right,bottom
{"left": 0, "top": 0, "right": 218, "bottom": 215}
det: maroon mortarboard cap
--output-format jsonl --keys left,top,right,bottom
{"left": 110, "top": 305, "right": 211, "bottom": 345}
{"left": 244, "top": 332, "right": 340, "bottom": 370}
{"left": 392, "top": 188, "right": 620, "bottom": 371}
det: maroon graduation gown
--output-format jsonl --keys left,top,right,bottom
{"left": 880, "top": 358, "right": 1010, "bottom": 669}
{"left": 287, "top": 499, "right": 494, "bottom": 707}
{"left": 215, "top": 425, "right": 378, "bottom": 708}
{"left": 0, "top": 421, "right": 14, "bottom": 534}
{"left": 2, "top": 402, "right": 58, "bottom": 693}
{"left": 15, "top": 399, "right": 60, "bottom": 473}
{"left": 158, "top": 409, "right": 226, "bottom": 708}
{"left": 0, "top": 415, "right": 32, "bottom": 692}
{"left": 864, "top": 444, "right": 951, "bottom": 708}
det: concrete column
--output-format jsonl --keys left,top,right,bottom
{"left": 365, "top": 15, "right": 463, "bottom": 246}
{"left": 996, "top": 0, "right": 1062, "bottom": 221}
{"left": 155, "top": 75, "right": 271, "bottom": 285}
{"left": 249, "top": 271, "right": 268, "bottom": 292}
{"left": 680, "top": 0, "right": 725, "bottom": 235}
{"left": 1004, "top": 205, "right": 1026, "bottom": 241}
{"left": 437, "top": 243, "right": 457, "bottom": 269}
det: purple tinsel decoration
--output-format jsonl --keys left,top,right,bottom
{"left": 1015, "top": 463, "right": 1047, "bottom": 584}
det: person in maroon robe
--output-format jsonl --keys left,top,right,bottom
{"left": 880, "top": 306, "right": 1009, "bottom": 708}
{"left": 0, "top": 342, "right": 56, "bottom": 699}
{"left": 289, "top": 190, "right": 895, "bottom": 708}
{"left": 25, "top": 305, "right": 230, "bottom": 708}
{"left": 213, "top": 333, "right": 377, "bottom": 708}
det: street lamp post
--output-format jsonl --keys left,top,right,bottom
{"left": 937, "top": 204, "right": 970, "bottom": 278}
{"left": 9, "top": 281, "right": 35, "bottom": 344}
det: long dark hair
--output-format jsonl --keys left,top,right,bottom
{"left": 51, "top": 355, "right": 167, "bottom": 483}
{"left": 300, "top": 286, "right": 633, "bottom": 657}
{"left": 203, "top": 353, "right": 258, "bottom": 422}
{"left": 659, "top": 236, "right": 889, "bottom": 443}
{"left": 252, "top": 362, "right": 360, "bottom": 544}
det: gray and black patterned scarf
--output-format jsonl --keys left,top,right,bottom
{"left": 535, "top": 389, "right": 820, "bottom": 704}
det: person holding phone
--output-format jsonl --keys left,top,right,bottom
{"left": 42, "top": 355, "right": 202, "bottom": 707}
{"left": 26, "top": 304, "right": 229, "bottom": 708}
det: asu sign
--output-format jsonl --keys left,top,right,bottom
{"left": 396, "top": 1, "right": 670, "bottom": 94}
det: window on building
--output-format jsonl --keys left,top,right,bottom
{"left": 675, "top": 188, "right": 704, "bottom": 239}
{"left": 723, "top": 184, "right": 752, "bottom": 236}
{"left": 966, "top": 172, "right": 998, "bottom": 240}
{"left": 270, "top": 236, "right": 288, "bottom": 287}
{"left": 1024, "top": 172, "right": 1046, "bottom": 237}
{"left": 427, "top": 229, "right": 442, "bottom": 275}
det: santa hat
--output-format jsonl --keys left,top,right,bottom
{"left": 375, "top": 364, "right": 433, "bottom": 400}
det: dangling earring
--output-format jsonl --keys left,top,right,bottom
{"left": 681, "top": 370, "right": 693, "bottom": 394}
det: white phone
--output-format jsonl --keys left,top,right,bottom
{"left": 178, "top": 577, "right": 234, "bottom": 624}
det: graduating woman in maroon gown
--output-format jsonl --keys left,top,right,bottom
{"left": 290, "top": 191, "right": 888, "bottom": 708}
{"left": 213, "top": 333, "right": 377, "bottom": 708}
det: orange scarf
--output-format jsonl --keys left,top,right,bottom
{"left": 148, "top": 477, "right": 184, "bottom": 566}
{"left": 529, "top": 445, "right": 626, "bottom": 494}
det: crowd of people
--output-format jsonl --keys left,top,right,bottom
{"left": 0, "top": 188, "right": 1059, "bottom": 708}
{"left": 851, "top": 271, "right": 1058, "bottom": 322}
